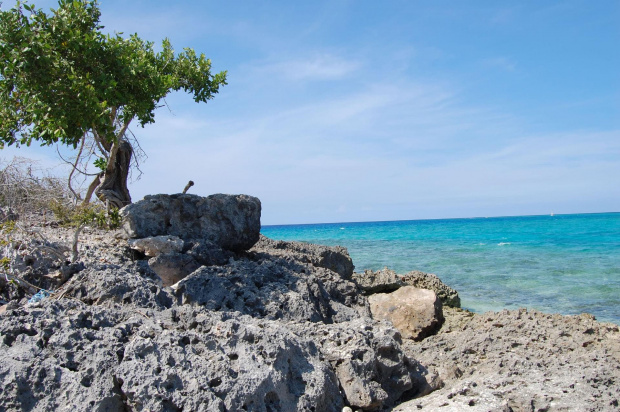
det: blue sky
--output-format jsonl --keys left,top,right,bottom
{"left": 2, "top": 0, "right": 619, "bottom": 224}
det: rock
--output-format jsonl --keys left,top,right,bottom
{"left": 61, "top": 262, "right": 174, "bottom": 310}
{"left": 300, "top": 318, "right": 423, "bottom": 410}
{"left": 352, "top": 268, "right": 403, "bottom": 294}
{"left": 368, "top": 287, "right": 444, "bottom": 341}
{"left": 353, "top": 268, "right": 461, "bottom": 308}
{"left": 397, "top": 307, "right": 620, "bottom": 411}
{"left": 128, "top": 235, "right": 184, "bottom": 257}
{"left": 401, "top": 271, "right": 460, "bottom": 308}
{"left": 171, "top": 252, "right": 367, "bottom": 324}
{"left": 186, "top": 240, "right": 234, "bottom": 266}
{"left": 148, "top": 252, "right": 201, "bottom": 287}
{"left": 252, "top": 235, "right": 354, "bottom": 279}
{"left": 4, "top": 201, "right": 620, "bottom": 412}
{"left": 118, "top": 306, "right": 345, "bottom": 412}
{"left": 121, "top": 193, "right": 261, "bottom": 252}
{"left": 0, "top": 300, "right": 139, "bottom": 411}
{"left": 0, "top": 300, "right": 345, "bottom": 411}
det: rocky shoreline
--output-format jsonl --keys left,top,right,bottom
{"left": 1, "top": 194, "right": 618, "bottom": 411}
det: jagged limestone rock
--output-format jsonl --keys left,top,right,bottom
{"left": 121, "top": 193, "right": 261, "bottom": 252}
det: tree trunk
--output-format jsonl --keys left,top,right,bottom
{"left": 95, "top": 139, "right": 133, "bottom": 209}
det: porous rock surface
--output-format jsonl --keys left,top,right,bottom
{"left": 252, "top": 235, "right": 355, "bottom": 279}
{"left": 395, "top": 307, "right": 620, "bottom": 411}
{"left": 0, "top": 196, "right": 425, "bottom": 411}
{"left": 0, "top": 299, "right": 344, "bottom": 411}
{"left": 121, "top": 193, "right": 261, "bottom": 252}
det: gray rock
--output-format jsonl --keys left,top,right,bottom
{"left": 171, "top": 253, "right": 367, "bottom": 324}
{"left": 60, "top": 262, "right": 174, "bottom": 310}
{"left": 252, "top": 235, "right": 354, "bottom": 279}
{"left": 186, "top": 240, "right": 234, "bottom": 266}
{"left": 0, "top": 300, "right": 345, "bottom": 412}
{"left": 148, "top": 252, "right": 201, "bottom": 287}
{"left": 128, "top": 235, "right": 184, "bottom": 257}
{"left": 0, "top": 300, "right": 138, "bottom": 411}
{"left": 368, "top": 287, "right": 444, "bottom": 341}
{"left": 298, "top": 318, "right": 424, "bottom": 410}
{"left": 401, "top": 271, "right": 461, "bottom": 308}
{"left": 6, "top": 206, "right": 619, "bottom": 411}
{"left": 397, "top": 308, "right": 620, "bottom": 411}
{"left": 352, "top": 268, "right": 403, "bottom": 294}
{"left": 121, "top": 193, "right": 261, "bottom": 252}
{"left": 117, "top": 306, "right": 344, "bottom": 412}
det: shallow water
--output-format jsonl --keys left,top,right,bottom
{"left": 261, "top": 213, "right": 620, "bottom": 324}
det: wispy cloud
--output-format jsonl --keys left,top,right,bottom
{"left": 481, "top": 57, "right": 517, "bottom": 72}
{"left": 250, "top": 54, "right": 362, "bottom": 82}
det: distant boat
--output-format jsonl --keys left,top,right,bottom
{"left": 550, "top": 212, "right": 555, "bottom": 216}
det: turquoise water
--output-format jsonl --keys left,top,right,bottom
{"left": 261, "top": 213, "right": 620, "bottom": 325}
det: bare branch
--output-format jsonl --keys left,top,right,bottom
{"left": 67, "top": 133, "right": 87, "bottom": 201}
{"left": 71, "top": 224, "right": 84, "bottom": 263}
{"left": 182, "top": 180, "right": 194, "bottom": 194}
{"left": 55, "top": 143, "right": 101, "bottom": 177}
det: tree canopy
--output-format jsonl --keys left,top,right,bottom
{"left": 0, "top": 0, "right": 227, "bottom": 206}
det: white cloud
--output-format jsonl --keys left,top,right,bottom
{"left": 481, "top": 57, "right": 517, "bottom": 72}
{"left": 251, "top": 54, "right": 362, "bottom": 82}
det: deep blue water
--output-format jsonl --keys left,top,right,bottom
{"left": 261, "top": 213, "right": 620, "bottom": 325}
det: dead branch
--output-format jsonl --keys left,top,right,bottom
{"left": 182, "top": 180, "right": 194, "bottom": 194}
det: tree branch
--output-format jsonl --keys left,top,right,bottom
{"left": 83, "top": 173, "right": 103, "bottom": 205}
{"left": 67, "top": 133, "right": 87, "bottom": 201}
{"left": 116, "top": 118, "right": 132, "bottom": 142}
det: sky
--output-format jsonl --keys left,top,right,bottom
{"left": 1, "top": 0, "right": 619, "bottom": 225}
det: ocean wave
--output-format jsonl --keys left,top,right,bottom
{"left": 498, "top": 242, "right": 511, "bottom": 246}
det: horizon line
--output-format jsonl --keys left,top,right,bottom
{"left": 261, "top": 211, "right": 620, "bottom": 228}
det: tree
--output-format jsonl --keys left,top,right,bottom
{"left": 0, "top": 0, "right": 227, "bottom": 208}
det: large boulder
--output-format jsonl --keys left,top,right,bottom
{"left": 368, "top": 287, "right": 444, "bottom": 341}
{"left": 121, "top": 193, "right": 261, "bottom": 252}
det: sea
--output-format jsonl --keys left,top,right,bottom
{"left": 261, "top": 212, "right": 620, "bottom": 325}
